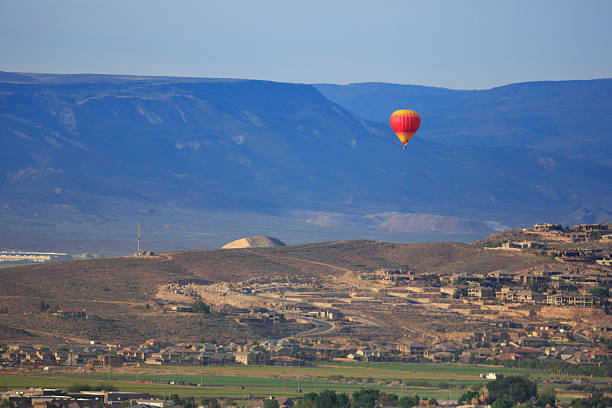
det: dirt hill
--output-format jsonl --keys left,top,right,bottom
{"left": 221, "top": 236, "right": 286, "bottom": 249}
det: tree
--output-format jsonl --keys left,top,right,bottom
{"left": 296, "top": 392, "right": 317, "bottom": 408}
{"left": 337, "top": 393, "right": 350, "bottom": 408}
{"left": 182, "top": 397, "right": 197, "bottom": 408}
{"left": 536, "top": 388, "right": 556, "bottom": 407}
{"left": 487, "top": 375, "right": 537, "bottom": 405}
{"left": 530, "top": 281, "right": 549, "bottom": 293}
{"left": 297, "top": 390, "right": 350, "bottom": 408}
{"left": 208, "top": 399, "right": 221, "bottom": 408}
{"left": 491, "top": 397, "right": 514, "bottom": 408}
{"left": 570, "top": 392, "right": 612, "bottom": 408}
{"left": 39, "top": 301, "right": 49, "bottom": 313}
{"left": 315, "top": 389, "right": 341, "bottom": 408}
{"left": 352, "top": 389, "right": 380, "bottom": 408}
{"left": 0, "top": 399, "right": 16, "bottom": 407}
{"left": 459, "top": 391, "right": 480, "bottom": 404}
{"left": 589, "top": 287, "right": 609, "bottom": 298}
{"left": 67, "top": 383, "right": 92, "bottom": 393}
{"left": 191, "top": 300, "right": 210, "bottom": 314}
{"left": 170, "top": 394, "right": 181, "bottom": 405}
{"left": 399, "top": 395, "right": 420, "bottom": 408}
{"left": 263, "top": 398, "right": 279, "bottom": 408}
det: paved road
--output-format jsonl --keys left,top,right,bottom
{"left": 290, "top": 315, "right": 335, "bottom": 337}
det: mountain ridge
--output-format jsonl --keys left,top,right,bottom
{"left": 1, "top": 71, "right": 611, "bottom": 254}
{"left": 315, "top": 79, "right": 612, "bottom": 166}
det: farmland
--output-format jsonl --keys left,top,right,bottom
{"left": 0, "top": 362, "right": 598, "bottom": 401}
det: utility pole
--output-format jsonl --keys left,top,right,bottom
{"left": 400, "top": 364, "right": 404, "bottom": 399}
{"left": 107, "top": 345, "right": 111, "bottom": 382}
{"left": 297, "top": 360, "right": 301, "bottom": 394}
{"left": 137, "top": 222, "right": 142, "bottom": 254}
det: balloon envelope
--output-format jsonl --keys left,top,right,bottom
{"left": 390, "top": 109, "right": 420, "bottom": 149}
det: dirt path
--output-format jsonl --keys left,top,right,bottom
{"left": 0, "top": 295, "right": 146, "bottom": 306}
{"left": 4, "top": 325, "right": 90, "bottom": 343}
{"left": 246, "top": 251, "right": 361, "bottom": 285}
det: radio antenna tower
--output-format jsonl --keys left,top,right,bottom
{"left": 137, "top": 222, "right": 142, "bottom": 254}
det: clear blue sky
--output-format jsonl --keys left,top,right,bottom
{"left": 1, "top": 0, "right": 611, "bottom": 89}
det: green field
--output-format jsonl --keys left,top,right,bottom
{"left": 0, "top": 362, "right": 599, "bottom": 400}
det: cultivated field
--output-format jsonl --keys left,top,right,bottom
{"left": 0, "top": 361, "right": 598, "bottom": 401}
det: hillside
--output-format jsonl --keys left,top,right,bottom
{"left": 0, "top": 240, "right": 553, "bottom": 345}
{"left": 1, "top": 72, "right": 612, "bottom": 255}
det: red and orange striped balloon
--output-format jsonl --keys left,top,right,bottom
{"left": 390, "top": 109, "right": 420, "bottom": 149}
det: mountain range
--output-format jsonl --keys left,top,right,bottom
{"left": 1, "top": 71, "right": 610, "bottom": 255}
{"left": 315, "top": 79, "right": 612, "bottom": 166}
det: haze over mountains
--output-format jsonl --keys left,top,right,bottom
{"left": 1, "top": 71, "right": 611, "bottom": 255}
{"left": 315, "top": 80, "right": 612, "bottom": 166}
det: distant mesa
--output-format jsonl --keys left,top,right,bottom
{"left": 222, "top": 236, "right": 286, "bottom": 249}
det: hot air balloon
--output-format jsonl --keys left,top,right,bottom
{"left": 390, "top": 109, "right": 420, "bottom": 149}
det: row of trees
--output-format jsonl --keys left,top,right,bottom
{"left": 295, "top": 389, "right": 400, "bottom": 408}
{"left": 292, "top": 376, "right": 546, "bottom": 408}
{"left": 257, "top": 380, "right": 606, "bottom": 408}
{"left": 113, "top": 388, "right": 610, "bottom": 408}
{"left": 294, "top": 389, "right": 437, "bottom": 408}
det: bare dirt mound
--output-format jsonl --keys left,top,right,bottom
{"left": 222, "top": 235, "right": 286, "bottom": 249}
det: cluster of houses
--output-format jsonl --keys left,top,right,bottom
{"left": 0, "top": 339, "right": 305, "bottom": 369}
{"left": 492, "top": 222, "right": 612, "bottom": 267}
{"left": 500, "top": 242, "right": 612, "bottom": 267}
{"left": 436, "top": 264, "right": 610, "bottom": 310}
{"left": 394, "top": 322, "right": 611, "bottom": 365}
{"left": 2, "top": 318, "right": 610, "bottom": 371}
{"left": 527, "top": 223, "right": 612, "bottom": 242}
{"left": 0, "top": 337, "right": 609, "bottom": 408}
